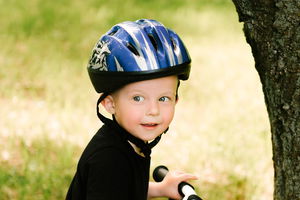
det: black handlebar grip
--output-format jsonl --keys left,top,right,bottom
{"left": 153, "top": 165, "right": 169, "bottom": 182}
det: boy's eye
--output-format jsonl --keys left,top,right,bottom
{"left": 133, "top": 96, "right": 144, "bottom": 102}
{"left": 159, "top": 96, "right": 171, "bottom": 102}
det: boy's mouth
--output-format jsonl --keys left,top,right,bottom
{"left": 141, "top": 123, "right": 158, "bottom": 128}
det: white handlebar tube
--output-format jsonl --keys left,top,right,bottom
{"left": 153, "top": 165, "right": 203, "bottom": 200}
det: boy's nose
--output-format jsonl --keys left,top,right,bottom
{"left": 146, "top": 101, "right": 159, "bottom": 116}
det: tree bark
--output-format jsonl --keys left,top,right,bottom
{"left": 231, "top": 0, "right": 300, "bottom": 199}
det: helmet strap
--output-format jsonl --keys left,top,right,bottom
{"left": 96, "top": 93, "right": 111, "bottom": 123}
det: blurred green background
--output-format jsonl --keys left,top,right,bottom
{"left": 0, "top": 0, "right": 273, "bottom": 199}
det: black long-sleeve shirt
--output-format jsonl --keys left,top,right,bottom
{"left": 66, "top": 123, "right": 150, "bottom": 200}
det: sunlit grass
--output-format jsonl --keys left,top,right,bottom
{"left": 0, "top": 0, "right": 273, "bottom": 199}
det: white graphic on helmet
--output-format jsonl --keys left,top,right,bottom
{"left": 114, "top": 57, "right": 124, "bottom": 71}
{"left": 89, "top": 41, "right": 111, "bottom": 71}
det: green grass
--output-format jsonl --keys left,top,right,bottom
{"left": 0, "top": 0, "right": 273, "bottom": 199}
{"left": 0, "top": 136, "right": 78, "bottom": 200}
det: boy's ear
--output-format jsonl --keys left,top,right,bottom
{"left": 101, "top": 95, "right": 116, "bottom": 114}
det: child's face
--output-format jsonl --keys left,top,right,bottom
{"left": 105, "top": 76, "right": 178, "bottom": 142}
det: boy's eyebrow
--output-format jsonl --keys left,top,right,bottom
{"left": 126, "top": 88, "right": 145, "bottom": 94}
{"left": 160, "top": 90, "right": 177, "bottom": 95}
{"left": 132, "top": 91, "right": 177, "bottom": 97}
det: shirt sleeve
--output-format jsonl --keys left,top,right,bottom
{"left": 86, "top": 147, "right": 132, "bottom": 200}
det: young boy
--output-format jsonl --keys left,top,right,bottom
{"left": 66, "top": 19, "right": 197, "bottom": 200}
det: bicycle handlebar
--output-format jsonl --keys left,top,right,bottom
{"left": 153, "top": 165, "right": 203, "bottom": 200}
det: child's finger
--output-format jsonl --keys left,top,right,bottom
{"left": 177, "top": 173, "right": 198, "bottom": 182}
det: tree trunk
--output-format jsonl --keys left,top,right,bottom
{"left": 231, "top": 0, "right": 300, "bottom": 199}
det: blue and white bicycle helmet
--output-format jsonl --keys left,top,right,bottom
{"left": 87, "top": 19, "right": 191, "bottom": 93}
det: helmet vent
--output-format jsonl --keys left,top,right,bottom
{"left": 170, "top": 38, "right": 177, "bottom": 51}
{"left": 148, "top": 34, "right": 158, "bottom": 51}
{"left": 127, "top": 43, "right": 140, "bottom": 56}
{"left": 108, "top": 30, "right": 117, "bottom": 36}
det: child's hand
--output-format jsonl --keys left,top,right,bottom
{"left": 148, "top": 170, "right": 198, "bottom": 200}
{"left": 160, "top": 170, "right": 198, "bottom": 199}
